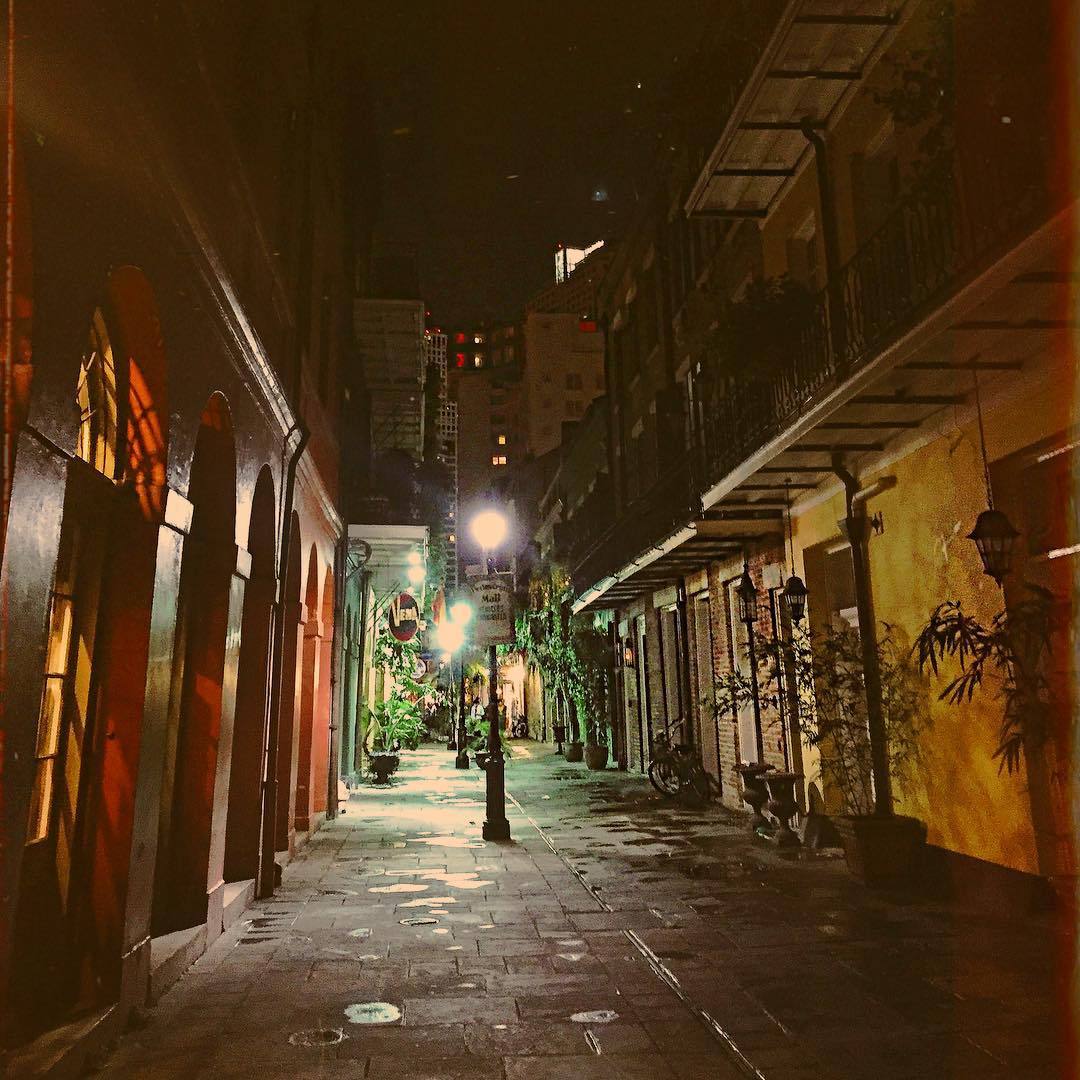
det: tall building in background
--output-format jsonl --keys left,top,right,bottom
{"left": 354, "top": 298, "right": 427, "bottom": 462}
{"left": 555, "top": 240, "right": 604, "bottom": 282}
{"left": 424, "top": 329, "right": 459, "bottom": 585}
{"left": 528, "top": 243, "right": 613, "bottom": 316}
{"left": 522, "top": 312, "right": 606, "bottom": 458}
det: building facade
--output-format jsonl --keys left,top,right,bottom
{"left": 564, "top": 0, "right": 1076, "bottom": 898}
{"left": 0, "top": 2, "right": 372, "bottom": 1063}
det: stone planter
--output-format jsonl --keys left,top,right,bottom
{"left": 763, "top": 772, "right": 802, "bottom": 846}
{"left": 736, "top": 763, "right": 774, "bottom": 832}
{"left": 836, "top": 814, "right": 927, "bottom": 886}
{"left": 584, "top": 743, "right": 609, "bottom": 771}
{"left": 368, "top": 752, "right": 400, "bottom": 785}
{"left": 565, "top": 740, "right": 584, "bottom": 763}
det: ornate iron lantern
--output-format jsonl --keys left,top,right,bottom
{"left": 782, "top": 573, "right": 808, "bottom": 624}
{"left": 735, "top": 562, "right": 759, "bottom": 626}
{"left": 968, "top": 508, "right": 1019, "bottom": 585}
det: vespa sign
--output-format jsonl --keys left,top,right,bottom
{"left": 387, "top": 592, "right": 420, "bottom": 643}
{"left": 471, "top": 577, "right": 515, "bottom": 646}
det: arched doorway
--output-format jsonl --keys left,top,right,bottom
{"left": 295, "top": 545, "right": 322, "bottom": 833}
{"left": 224, "top": 466, "right": 276, "bottom": 883}
{"left": 12, "top": 274, "right": 168, "bottom": 1029}
{"left": 275, "top": 513, "right": 303, "bottom": 853}
{"left": 152, "top": 393, "right": 236, "bottom": 935}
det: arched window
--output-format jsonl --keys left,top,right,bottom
{"left": 75, "top": 308, "right": 119, "bottom": 478}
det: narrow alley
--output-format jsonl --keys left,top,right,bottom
{"left": 90, "top": 746, "right": 1062, "bottom": 1080}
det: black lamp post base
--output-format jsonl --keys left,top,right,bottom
{"left": 455, "top": 750, "right": 470, "bottom": 769}
{"left": 482, "top": 818, "right": 511, "bottom": 841}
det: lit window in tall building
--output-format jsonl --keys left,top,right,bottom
{"left": 491, "top": 455, "right": 507, "bottom": 466}
{"left": 455, "top": 352, "right": 466, "bottom": 367}
{"left": 454, "top": 332, "right": 466, "bottom": 344}
{"left": 473, "top": 354, "right": 483, "bottom": 367}
{"left": 497, "top": 434, "right": 506, "bottom": 445}
{"left": 473, "top": 333, "right": 485, "bottom": 344}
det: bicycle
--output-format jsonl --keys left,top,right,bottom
{"left": 648, "top": 728, "right": 712, "bottom": 805}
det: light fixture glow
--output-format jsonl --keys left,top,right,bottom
{"left": 436, "top": 620, "right": 465, "bottom": 653}
{"left": 470, "top": 509, "right": 508, "bottom": 552}
{"left": 450, "top": 599, "right": 474, "bottom": 625}
{"left": 407, "top": 564, "right": 426, "bottom": 586}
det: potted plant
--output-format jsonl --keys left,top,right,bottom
{"left": 715, "top": 623, "right": 930, "bottom": 883}
{"left": 363, "top": 697, "right": 424, "bottom": 784}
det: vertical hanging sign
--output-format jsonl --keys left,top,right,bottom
{"left": 471, "top": 578, "right": 515, "bottom": 646}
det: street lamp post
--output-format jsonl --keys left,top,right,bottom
{"left": 471, "top": 509, "right": 511, "bottom": 842}
{"left": 736, "top": 561, "right": 766, "bottom": 763}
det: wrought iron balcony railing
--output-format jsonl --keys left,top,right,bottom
{"left": 570, "top": 153, "right": 1067, "bottom": 600}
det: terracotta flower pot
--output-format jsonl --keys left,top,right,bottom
{"left": 564, "top": 740, "right": 584, "bottom": 763}
{"left": 584, "top": 743, "right": 609, "bottom": 771}
{"left": 836, "top": 814, "right": 927, "bottom": 886}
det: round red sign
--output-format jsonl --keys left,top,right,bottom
{"left": 388, "top": 592, "right": 420, "bottom": 643}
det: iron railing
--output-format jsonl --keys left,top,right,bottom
{"left": 571, "top": 144, "right": 1067, "bottom": 600}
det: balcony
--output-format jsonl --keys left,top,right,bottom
{"left": 697, "top": 160, "right": 1068, "bottom": 498}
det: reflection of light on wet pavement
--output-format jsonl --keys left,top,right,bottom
{"left": 348, "top": 928, "right": 372, "bottom": 938}
{"left": 398, "top": 896, "right": 456, "bottom": 907}
{"left": 570, "top": 1010, "right": 619, "bottom": 1024}
{"left": 558, "top": 953, "right": 586, "bottom": 961}
{"left": 288, "top": 1028, "right": 346, "bottom": 1046}
{"left": 344, "top": 1002, "right": 401, "bottom": 1025}
{"left": 369, "top": 883, "right": 428, "bottom": 893}
{"left": 408, "top": 836, "right": 484, "bottom": 848}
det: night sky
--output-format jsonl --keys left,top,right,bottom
{"left": 359, "top": 2, "right": 716, "bottom": 326}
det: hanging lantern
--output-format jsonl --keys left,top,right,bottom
{"left": 968, "top": 508, "right": 1019, "bottom": 585}
{"left": 735, "top": 563, "right": 759, "bottom": 626}
{"left": 782, "top": 574, "right": 808, "bottom": 624}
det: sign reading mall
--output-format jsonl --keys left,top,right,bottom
{"left": 471, "top": 576, "right": 515, "bottom": 646}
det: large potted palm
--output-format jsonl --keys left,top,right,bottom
{"left": 715, "top": 624, "right": 929, "bottom": 883}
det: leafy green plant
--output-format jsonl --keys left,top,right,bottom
{"left": 913, "top": 583, "right": 1064, "bottom": 774}
{"left": 364, "top": 697, "right": 425, "bottom": 754}
{"left": 714, "top": 624, "right": 928, "bottom": 816}
{"left": 516, "top": 563, "right": 613, "bottom": 745}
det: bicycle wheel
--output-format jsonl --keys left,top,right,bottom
{"left": 648, "top": 758, "right": 680, "bottom": 796}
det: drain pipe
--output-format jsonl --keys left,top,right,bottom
{"left": 258, "top": 423, "right": 309, "bottom": 899}
{"left": 801, "top": 118, "right": 846, "bottom": 372}
{"left": 831, "top": 454, "right": 892, "bottom": 817}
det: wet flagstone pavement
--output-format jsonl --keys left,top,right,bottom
{"left": 95, "top": 743, "right": 1068, "bottom": 1079}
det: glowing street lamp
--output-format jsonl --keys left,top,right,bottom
{"left": 470, "top": 508, "right": 508, "bottom": 555}
{"left": 450, "top": 598, "right": 474, "bottom": 626}
{"left": 469, "top": 507, "right": 512, "bottom": 842}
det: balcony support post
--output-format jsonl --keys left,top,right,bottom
{"left": 832, "top": 455, "right": 893, "bottom": 818}
{"left": 801, "top": 118, "right": 846, "bottom": 375}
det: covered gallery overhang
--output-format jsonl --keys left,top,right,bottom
{"left": 684, "top": 0, "right": 911, "bottom": 221}
{"left": 572, "top": 203, "right": 1076, "bottom": 617}
{"left": 347, "top": 523, "right": 430, "bottom": 610}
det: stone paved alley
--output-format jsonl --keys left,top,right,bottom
{"left": 94, "top": 745, "right": 1065, "bottom": 1080}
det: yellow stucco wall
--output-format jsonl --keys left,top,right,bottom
{"left": 790, "top": 364, "right": 1072, "bottom": 875}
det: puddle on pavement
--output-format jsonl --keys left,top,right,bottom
{"left": 433, "top": 928, "right": 450, "bottom": 935}
{"left": 344, "top": 1002, "right": 401, "bottom": 1025}
{"left": 288, "top": 1028, "right": 346, "bottom": 1047}
{"left": 570, "top": 1010, "right": 619, "bottom": 1024}
{"left": 557, "top": 953, "right": 587, "bottom": 962}
{"left": 369, "top": 883, "right": 429, "bottom": 894}
{"left": 356, "top": 953, "right": 382, "bottom": 961}
{"left": 348, "top": 928, "right": 372, "bottom": 939}
{"left": 557, "top": 939, "right": 584, "bottom": 947}
{"left": 456, "top": 982, "right": 477, "bottom": 988}
{"left": 446, "top": 945, "right": 463, "bottom": 951}
{"left": 399, "top": 916, "right": 439, "bottom": 926}
{"left": 407, "top": 836, "right": 485, "bottom": 849}
{"left": 398, "top": 897, "right": 457, "bottom": 907}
